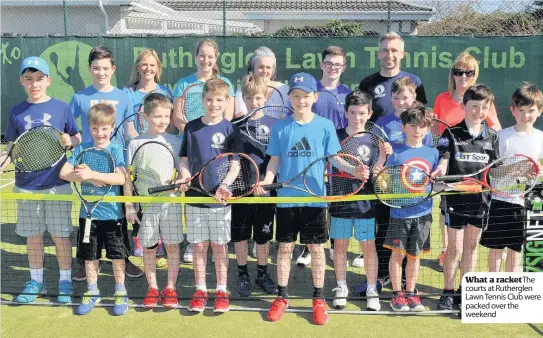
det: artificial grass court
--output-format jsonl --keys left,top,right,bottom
{"left": 2, "top": 169, "right": 543, "bottom": 337}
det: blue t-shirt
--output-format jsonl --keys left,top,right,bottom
{"left": 313, "top": 81, "right": 351, "bottom": 129}
{"left": 267, "top": 114, "right": 341, "bottom": 208}
{"left": 376, "top": 113, "right": 433, "bottom": 148}
{"left": 180, "top": 118, "right": 243, "bottom": 207}
{"left": 5, "top": 98, "right": 79, "bottom": 190}
{"left": 69, "top": 86, "right": 133, "bottom": 143}
{"left": 385, "top": 143, "right": 439, "bottom": 218}
{"left": 358, "top": 71, "right": 426, "bottom": 123}
{"left": 173, "top": 73, "right": 235, "bottom": 98}
{"left": 123, "top": 85, "right": 173, "bottom": 134}
{"left": 68, "top": 141, "right": 126, "bottom": 220}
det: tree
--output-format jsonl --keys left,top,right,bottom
{"left": 273, "top": 20, "right": 373, "bottom": 37}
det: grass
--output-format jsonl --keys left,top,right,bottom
{"left": 2, "top": 166, "right": 543, "bottom": 337}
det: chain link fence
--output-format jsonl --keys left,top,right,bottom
{"left": 1, "top": 0, "right": 541, "bottom": 37}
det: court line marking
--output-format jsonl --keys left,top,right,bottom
{"left": 0, "top": 180, "right": 15, "bottom": 189}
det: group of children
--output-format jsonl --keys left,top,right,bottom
{"left": 1, "top": 35, "right": 542, "bottom": 324}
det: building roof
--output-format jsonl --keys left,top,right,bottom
{"left": 158, "top": 0, "right": 435, "bottom": 12}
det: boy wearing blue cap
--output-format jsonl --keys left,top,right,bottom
{"left": 254, "top": 73, "right": 341, "bottom": 325}
{"left": 0, "top": 56, "right": 81, "bottom": 304}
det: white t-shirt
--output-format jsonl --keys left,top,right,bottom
{"left": 127, "top": 133, "right": 182, "bottom": 197}
{"left": 234, "top": 82, "right": 289, "bottom": 117}
{"left": 492, "top": 126, "right": 543, "bottom": 205}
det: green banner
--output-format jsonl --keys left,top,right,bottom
{"left": 1, "top": 36, "right": 542, "bottom": 130}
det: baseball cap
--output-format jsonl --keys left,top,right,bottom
{"left": 288, "top": 72, "right": 317, "bottom": 94}
{"left": 19, "top": 56, "right": 50, "bottom": 77}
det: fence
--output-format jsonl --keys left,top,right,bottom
{"left": 1, "top": 0, "right": 542, "bottom": 37}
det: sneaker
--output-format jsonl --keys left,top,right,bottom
{"left": 156, "top": 239, "right": 165, "bottom": 257}
{"left": 407, "top": 294, "right": 425, "bottom": 312}
{"left": 75, "top": 291, "right": 100, "bottom": 315}
{"left": 251, "top": 242, "right": 257, "bottom": 258}
{"left": 312, "top": 298, "right": 329, "bottom": 325}
{"left": 142, "top": 288, "right": 160, "bottom": 309}
{"left": 332, "top": 285, "right": 348, "bottom": 309}
{"left": 125, "top": 260, "right": 144, "bottom": 278}
{"left": 267, "top": 297, "right": 288, "bottom": 322}
{"left": 213, "top": 291, "right": 230, "bottom": 313}
{"left": 390, "top": 292, "right": 409, "bottom": 312}
{"left": 352, "top": 254, "right": 365, "bottom": 268}
{"left": 133, "top": 236, "right": 143, "bottom": 257}
{"left": 237, "top": 274, "right": 252, "bottom": 297}
{"left": 112, "top": 290, "right": 129, "bottom": 316}
{"left": 156, "top": 257, "right": 168, "bottom": 269}
{"left": 162, "top": 288, "right": 179, "bottom": 308}
{"left": 296, "top": 248, "right": 311, "bottom": 267}
{"left": 255, "top": 273, "right": 278, "bottom": 295}
{"left": 57, "top": 280, "right": 73, "bottom": 304}
{"left": 188, "top": 290, "right": 208, "bottom": 312}
{"left": 329, "top": 248, "right": 334, "bottom": 262}
{"left": 183, "top": 244, "right": 193, "bottom": 263}
{"left": 366, "top": 287, "right": 381, "bottom": 311}
{"left": 437, "top": 294, "right": 454, "bottom": 311}
{"left": 73, "top": 263, "right": 87, "bottom": 282}
{"left": 436, "top": 250, "right": 445, "bottom": 272}
{"left": 14, "top": 280, "right": 46, "bottom": 303}
{"left": 454, "top": 288, "right": 462, "bottom": 309}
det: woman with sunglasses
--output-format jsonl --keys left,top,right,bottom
{"left": 432, "top": 52, "right": 502, "bottom": 273}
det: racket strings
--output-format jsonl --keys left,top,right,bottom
{"left": 132, "top": 144, "right": 176, "bottom": 196}
{"left": 340, "top": 133, "right": 382, "bottom": 169}
{"left": 212, "top": 155, "right": 257, "bottom": 197}
{"left": 12, "top": 126, "right": 65, "bottom": 171}
{"left": 488, "top": 155, "right": 539, "bottom": 196}
{"left": 325, "top": 155, "right": 365, "bottom": 197}
{"left": 364, "top": 122, "right": 388, "bottom": 142}
{"left": 183, "top": 89, "right": 205, "bottom": 122}
{"left": 375, "top": 165, "right": 432, "bottom": 207}
{"left": 430, "top": 120, "right": 449, "bottom": 147}
{"left": 77, "top": 150, "right": 115, "bottom": 196}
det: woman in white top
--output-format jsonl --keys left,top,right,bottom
{"left": 234, "top": 46, "right": 289, "bottom": 118}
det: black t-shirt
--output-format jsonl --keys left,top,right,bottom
{"left": 437, "top": 120, "right": 499, "bottom": 216}
{"left": 328, "top": 128, "right": 376, "bottom": 219}
{"left": 358, "top": 71, "right": 427, "bottom": 123}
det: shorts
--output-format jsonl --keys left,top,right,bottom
{"left": 439, "top": 197, "right": 447, "bottom": 216}
{"left": 185, "top": 205, "right": 231, "bottom": 245}
{"left": 384, "top": 213, "right": 432, "bottom": 258}
{"left": 276, "top": 207, "right": 328, "bottom": 244}
{"left": 76, "top": 218, "right": 130, "bottom": 261}
{"left": 140, "top": 203, "right": 184, "bottom": 248}
{"left": 480, "top": 200, "right": 525, "bottom": 253}
{"left": 330, "top": 217, "right": 376, "bottom": 242}
{"left": 446, "top": 212, "right": 488, "bottom": 230}
{"left": 231, "top": 203, "right": 275, "bottom": 244}
{"left": 14, "top": 184, "right": 73, "bottom": 238}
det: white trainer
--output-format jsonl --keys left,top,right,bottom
{"left": 183, "top": 244, "right": 193, "bottom": 263}
{"left": 352, "top": 255, "right": 364, "bottom": 268}
{"left": 366, "top": 287, "right": 381, "bottom": 311}
{"left": 332, "top": 284, "right": 349, "bottom": 309}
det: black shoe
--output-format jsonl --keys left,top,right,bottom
{"left": 255, "top": 273, "right": 278, "bottom": 295}
{"left": 437, "top": 295, "right": 454, "bottom": 311}
{"left": 237, "top": 274, "right": 252, "bottom": 297}
{"left": 454, "top": 288, "right": 461, "bottom": 306}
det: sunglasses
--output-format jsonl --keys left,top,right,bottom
{"left": 452, "top": 68, "right": 476, "bottom": 77}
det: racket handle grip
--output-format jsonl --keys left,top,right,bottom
{"left": 435, "top": 175, "right": 464, "bottom": 182}
{"left": 261, "top": 183, "right": 283, "bottom": 191}
{"left": 148, "top": 184, "right": 177, "bottom": 194}
{"left": 455, "top": 184, "right": 482, "bottom": 193}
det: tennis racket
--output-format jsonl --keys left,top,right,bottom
{"left": 130, "top": 141, "right": 177, "bottom": 197}
{"left": 148, "top": 153, "right": 259, "bottom": 200}
{"left": 429, "top": 118, "right": 450, "bottom": 148}
{"left": 179, "top": 83, "right": 205, "bottom": 123}
{"left": 261, "top": 153, "right": 367, "bottom": 201}
{"left": 73, "top": 147, "right": 116, "bottom": 243}
{"left": 233, "top": 105, "right": 293, "bottom": 146}
{"left": 435, "top": 154, "right": 540, "bottom": 198}
{"left": 314, "top": 88, "right": 345, "bottom": 127}
{"left": 0, "top": 125, "right": 68, "bottom": 173}
{"left": 373, "top": 164, "right": 481, "bottom": 209}
{"left": 364, "top": 121, "right": 390, "bottom": 142}
{"left": 134, "top": 90, "right": 172, "bottom": 134}
{"left": 340, "top": 131, "right": 388, "bottom": 170}
{"left": 111, "top": 113, "right": 140, "bottom": 146}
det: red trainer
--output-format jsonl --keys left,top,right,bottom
{"left": 161, "top": 288, "right": 179, "bottom": 308}
{"left": 142, "top": 288, "right": 160, "bottom": 309}
{"left": 213, "top": 291, "right": 230, "bottom": 313}
{"left": 312, "top": 299, "right": 329, "bottom": 325}
{"left": 188, "top": 290, "right": 208, "bottom": 312}
{"left": 267, "top": 297, "right": 288, "bottom": 322}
